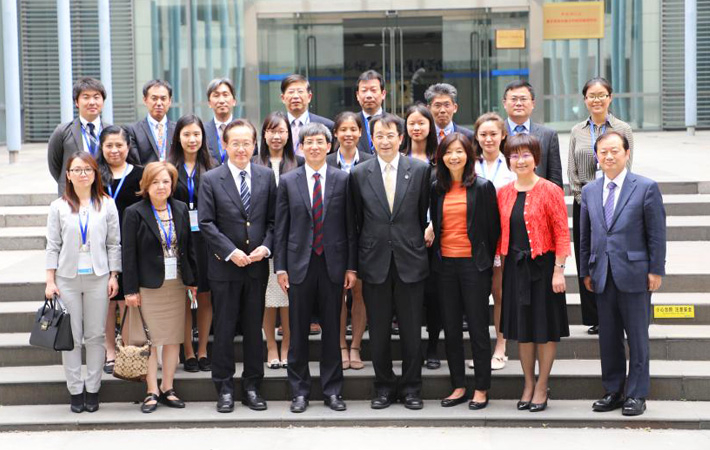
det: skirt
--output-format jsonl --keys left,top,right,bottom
{"left": 265, "top": 260, "right": 288, "bottom": 308}
{"left": 124, "top": 278, "right": 186, "bottom": 346}
{"left": 500, "top": 251, "right": 569, "bottom": 343}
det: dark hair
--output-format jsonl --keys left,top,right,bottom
{"left": 582, "top": 77, "right": 613, "bottom": 97}
{"left": 206, "top": 77, "right": 236, "bottom": 99}
{"left": 472, "top": 112, "right": 507, "bottom": 159}
{"left": 333, "top": 111, "right": 363, "bottom": 132}
{"left": 299, "top": 122, "right": 332, "bottom": 144}
{"left": 424, "top": 83, "right": 458, "bottom": 104}
{"left": 223, "top": 118, "right": 257, "bottom": 144}
{"left": 435, "top": 133, "right": 477, "bottom": 193}
{"left": 72, "top": 77, "right": 106, "bottom": 102}
{"left": 168, "top": 115, "right": 215, "bottom": 178}
{"left": 255, "top": 111, "right": 299, "bottom": 173}
{"left": 503, "top": 80, "right": 535, "bottom": 100}
{"left": 280, "top": 74, "right": 311, "bottom": 94}
{"left": 401, "top": 104, "right": 437, "bottom": 162}
{"left": 63, "top": 152, "right": 107, "bottom": 213}
{"left": 370, "top": 113, "right": 404, "bottom": 137}
{"left": 503, "top": 133, "right": 541, "bottom": 169}
{"left": 356, "top": 70, "right": 385, "bottom": 91}
{"left": 142, "top": 79, "right": 173, "bottom": 98}
{"left": 96, "top": 125, "right": 138, "bottom": 187}
{"left": 594, "top": 130, "right": 630, "bottom": 153}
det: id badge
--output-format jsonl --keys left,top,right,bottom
{"left": 189, "top": 209, "right": 199, "bottom": 232}
{"left": 77, "top": 250, "right": 93, "bottom": 275}
{"left": 165, "top": 257, "right": 178, "bottom": 280}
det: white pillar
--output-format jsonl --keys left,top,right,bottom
{"left": 685, "top": 0, "right": 697, "bottom": 136}
{"left": 2, "top": 0, "right": 22, "bottom": 162}
{"left": 57, "top": 0, "right": 73, "bottom": 123}
{"left": 98, "top": 0, "right": 113, "bottom": 124}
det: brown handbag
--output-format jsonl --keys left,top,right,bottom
{"left": 113, "top": 306, "right": 152, "bottom": 382}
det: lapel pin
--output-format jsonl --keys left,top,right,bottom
{"left": 404, "top": 174, "right": 410, "bottom": 180}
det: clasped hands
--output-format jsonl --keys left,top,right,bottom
{"left": 230, "top": 246, "right": 269, "bottom": 267}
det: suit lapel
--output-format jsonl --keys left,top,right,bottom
{"left": 296, "top": 167, "right": 313, "bottom": 219}
{"left": 209, "top": 119, "right": 220, "bottom": 161}
{"left": 391, "top": 157, "right": 412, "bottom": 219}
{"left": 591, "top": 179, "right": 607, "bottom": 231}
{"left": 322, "top": 165, "right": 337, "bottom": 221}
{"left": 71, "top": 119, "right": 83, "bottom": 153}
{"left": 367, "top": 160, "right": 391, "bottom": 217}
{"left": 137, "top": 200, "right": 162, "bottom": 242}
{"left": 219, "top": 164, "right": 246, "bottom": 216}
{"left": 609, "top": 173, "right": 637, "bottom": 230}
{"left": 169, "top": 199, "right": 185, "bottom": 244}
{"left": 140, "top": 118, "right": 160, "bottom": 159}
{"left": 466, "top": 184, "right": 477, "bottom": 234}
{"left": 250, "top": 163, "right": 263, "bottom": 215}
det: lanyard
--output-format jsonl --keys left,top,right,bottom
{"left": 107, "top": 164, "right": 129, "bottom": 200}
{"left": 148, "top": 121, "right": 167, "bottom": 160}
{"left": 81, "top": 123, "right": 101, "bottom": 156}
{"left": 337, "top": 150, "right": 357, "bottom": 173}
{"left": 588, "top": 116, "right": 608, "bottom": 163}
{"left": 184, "top": 164, "right": 197, "bottom": 209}
{"left": 480, "top": 157, "right": 502, "bottom": 183}
{"left": 79, "top": 207, "right": 90, "bottom": 246}
{"left": 362, "top": 113, "right": 374, "bottom": 153}
{"left": 151, "top": 203, "right": 173, "bottom": 250}
{"left": 215, "top": 121, "right": 227, "bottom": 163}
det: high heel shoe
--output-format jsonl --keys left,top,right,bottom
{"left": 516, "top": 400, "right": 531, "bottom": 410}
{"left": 529, "top": 388, "right": 550, "bottom": 413}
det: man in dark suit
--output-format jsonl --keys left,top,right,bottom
{"left": 350, "top": 114, "right": 431, "bottom": 410}
{"left": 502, "top": 80, "right": 563, "bottom": 188}
{"left": 274, "top": 122, "right": 357, "bottom": 413}
{"left": 203, "top": 78, "right": 237, "bottom": 164}
{"left": 126, "top": 79, "right": 175, "bottom": 165}
{"left": 355, "top": 70, "right": 386, "bottom": 155}
{"left": 198, "top": 119, "right": 277, "bottom": 413}
{"left": 580, "top": 131, "right": 666, "bottom": 417}
{"left": 424, "top": 83, "right": 474, "bottom": 144}
{"left": 48, "top": 77, "right": 110, "bottom": 195}
{"left": 280, "top": 74, "right": 334, "bottom": 154}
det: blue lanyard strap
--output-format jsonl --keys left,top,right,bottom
{"left": 337, "top": 150, "right": 356, "bottom": 172}
{"left": 151, "top": 203, "right": 173, "bottom": 249}
{"left": 184, "top": 164, "right": 197, "bottom": 209}
{"left": 148, "top": 121, "right": 167, "bottom": 160}
{"left": 217, "top": 139, "right": 226, "bottom": 164}
{"left": 80, "top": 124, "right": 100, "bottom": 156}
{"left": 108, "top": 164, "right": 130, "bottom": 200}
{"left": 588, "top": 116, "right": 608, "bottom": 163}
{"left": 362, "top": 113, "right": 374, "bottom": 153}
{"left": 481, "top": 158, "right": 502, "bottom": 183}
{"left": 78, "top": 208, "right": 89, "bottom": 246}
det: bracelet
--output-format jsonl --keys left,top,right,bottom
{"left": 554, "top": 263, "right": 566, "bottom": 269}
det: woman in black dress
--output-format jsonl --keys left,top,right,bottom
{"left": 168, "top": 115, "right": 216, "bottom": 372}
{"left": 96, "top": 125, "right": 143, "bottom": 374}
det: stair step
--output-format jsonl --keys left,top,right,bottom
{"left": 565, "top": 194, "right": 710, "bottom": 216}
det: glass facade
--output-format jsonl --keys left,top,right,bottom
{"left": 0, "top": 5, "right": 6, "bottom": 145}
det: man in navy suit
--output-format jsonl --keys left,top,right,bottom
{"left": 580, "top": 131, "right": 666, "bottom": 417}
{"left": 199, "top": 119, "right": 277, "bottom": 413}
{"left": 424, "top": 83, "right": 474, "bottom": 143}
{"left": 355, "top": 70, "right": 386, "bottom": 155}
{"left": 274, "top": 122, "right": 357, "bottom": 413}
{"left": 127, "top": 79, "right": 175, "bottom": 165}
{"left": 203, "top": 78, "right": 237, "bottom": 164}
{"left": 280, "top": 74, "right": 334, "bottom": 154}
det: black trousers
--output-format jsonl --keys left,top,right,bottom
{"left": 573, "top": 199, "right": 598, "bottom": 326}
{"left": 437, "top": 257, "right": 492, "bottom": 390}
{"left": 210, "top": 276, "right": 266, "bottom": 395}
{"left": 423, "top": 249, "right": 442, "bottom": 356}
{"left": 287, "top": 252, "right": 343, "bottom": 398}
{"left": 363, "top": 258, "right": 424, "bottom": 397}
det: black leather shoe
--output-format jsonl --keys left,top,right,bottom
{"left": 587, "top": 325, "right": 599, "bottom": 335}
{"left": 198, "top": 357, "right": 212, "bottom": 372}
{"left": 324, "top": 394, "right": 347, "bottom": 411}
{"left": 425, "top": 358, "right": 441, "bottom": 370}
{"left": 529, "top": 398, "right": 548, "bottom": 412}
{"left": 468, "top": 395, "right": 489, "bottom": 410}
{"left": 141, "top": 393, "right": 159, "bottom": 413}
{"left": 441, "top": 394, "right": 468, "bottom": 408}
{"left": 290, "top": 396, "right": 309, "bottom": 413}
{"left": 70, "top": 393, "right": 85, "bottom": 413}
{"left": 622, "top": 397, "right": 646, "bottom": 416}
{"left": 371, "top": 393, "right": 393, "bottom": 410}
{"left": 159, "top": 389, "right": 185, "bottom": 408}
{"left": 85, "top": 391, "right": 99, "bottom": 413}
{"left": 592, "top": 392, "right": 625, "bottom": 412}
{"left": 217, "top": 393, "right": 235, "bottom": 413}
{"left": 183, "top": 357, "right": 199, "bottom": 372}
{"left": 241, "top": 390, "right": 267, "bottom": 411}
{"left": 516, "top": 400, "right": 531, "bottom": 410}
{"left": 403, "top": 393, "right": 424, "bottom": 410}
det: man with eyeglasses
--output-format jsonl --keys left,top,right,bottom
{"left": 48, "top": 77, "right": 110, "bottom": 195}
{"left": 198, "top": 119, "right": 277, "bottom": 413}
{"left": 424, "top": 83, "right": 474, "bottom": 143}
{"left": 280, "top": 74, "right": 334, "bottom": 156}
{"left": 502, "top": 80, "right": 563, "bottom": 188}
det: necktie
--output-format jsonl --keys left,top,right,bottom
{"left": 218, "top": 123, "right": 226, "bottom": 141}
{"left": 384, "top": 163, "right": 395, "bottom": 212}
{"left": 513, "top": 124, "right": 526, "bottom": 135}
{"left": 87, "top": 123, "right": 98, "bottom": 156}
{"left": 604, "top": 181, "right": 617, "bottom": 228}
{"left": 438, "top": 129, "right": 446, "bottom": 143}
{"left": 292, "top": 120, "right": 302, "bottom": 151}
{"left": 239, "top": 170, "right": 250, "bottom": 215}
{"left": 312, "top": 173, "right": 324, "bottom": 255}
{"left": 156, "top": 123, "right": 165, "bottom": 160}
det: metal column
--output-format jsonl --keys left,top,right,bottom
{"left": 98, "top": 0, "right": 114, "bottom": 124}
{"left": 685, "top": 0, "right": 697, "bottom": 135}
{"left": 2, "top": 0, "right": 21, "bottom": 162}
{"left": 57, "top": 0, "right": 73, "bottom": 123}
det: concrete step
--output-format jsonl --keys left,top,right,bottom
{"left": 0, "top": 359, "right": 707, "bottom": 406}
{"left": 0, "top": 399, "right": 708, "bottom": 431}
{"left": 0, "top": 205, "right": 49, "bottom": 227}
{"left": 2, "top": 324, "right": 709, "bottom": 367}
{"left": 0, "top": 193, "right": 56, "bottom": 208}
{"left": 565, "top": 194, "right": 710, "bottom": 216}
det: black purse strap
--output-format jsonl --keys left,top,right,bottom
{"left": 119, "top": 305, "right": 152, "bottom": 345}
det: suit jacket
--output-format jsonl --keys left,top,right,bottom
{"left": 529, "top": 122, "right": 563, "bottom": 188}
{"left": 274, "top": 165, "right": 356, "bottom": 285}
{"left": 121, "top": 198, "right": 197, "bottom": 293}
{"left": 45, "top": 197, "right": 122, "bottom": 278}
{"left": 350, "top": 156, "right": 431, "bottom": 284}
{"left": 452, "top": 122, "right": 474, "bottom": 141}
{"left": 308, "top": 112, "right": 334, "bottom": 133}
{"left": 429, "top": 177, "right": 500, "bottom": 273}
{"left": 204, "top": 118, "right": 224, "bottom": 164}
{"left": 198, "top": 162, "right": 277, "bottom": 281}
{"left": 356, "top": 112, "right": 377, "bottom": 154}
{"left": 48, "top": 118, "right": 110, "bottom": 195}
{"left": 579, "top": 171, "right": 667, "bottom": 294}
{"left": 325, "top": 150, "right": 373, "bottom": 170}
{"left": 126, "top": 117, "right": 176, "bottom": 165}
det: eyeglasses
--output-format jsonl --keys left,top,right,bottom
{"left": 69, "top": 168, "right": 94, "bottom": 175}
{"left": 227, "top": 141, "right": 254, "bottom": 150}
{"left": 508, "top": 96, "right": 530, "bottom": 104}
{"left": 431, "top": 102, "right": 454, "bottom": 109}
{"left": 373, "top": 133, "right": 398, "bottom": 141}
{"left": 586, "top": 94, "right": 610, "bottom": 101}
{"left": 509, "top": 153, "right": 533, "bottom": 161}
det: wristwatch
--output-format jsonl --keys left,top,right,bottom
{"left": 554, "top": 263, "right": 566, "bottom": 269}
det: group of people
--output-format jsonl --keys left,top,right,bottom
{"left": 44, "top": 69, "right": 666, "bottom": 418}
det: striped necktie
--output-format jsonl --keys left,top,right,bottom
{"left": 604, "top": 181, "right": 617, "bottom": 228}
{"left": 312, "top": 173, "right": 324, "bottom": 255}
{"left": 87, "top": 123, "right": 99, "bottom": 155}
{"left": 239, "top": 170, "right": 250, "bottom": 215}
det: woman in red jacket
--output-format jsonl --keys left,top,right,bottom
{"left": 497, "top": 133, "right": 570, "bottom": 412}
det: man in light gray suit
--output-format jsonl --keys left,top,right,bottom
{"left": 502, "top": 80, "right": 563, "bottom": 188}
{"left": 48, "top": 77, "right": 110, "bottom": 195}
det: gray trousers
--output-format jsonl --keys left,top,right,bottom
{"left": 56, "top": 273, "right": 110, "bottom": 395}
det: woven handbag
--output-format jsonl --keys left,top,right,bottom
{"left": 113, "top": 306, "right": 152, "bottom": 382}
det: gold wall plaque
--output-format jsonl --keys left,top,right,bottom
{"left": 543, "top": 1, "right": 605, "bottom": 40}
{"left": 496, "top": 29, "right": 526, "bottom": 49}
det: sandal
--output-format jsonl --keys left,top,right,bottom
{"left": 491, "top": 355, "right": 508, "bottom": 370}
{"left": 341, "top": 347, "right": 350, "bottom": 370}
{"left": 103, "top": 359, "right": 115, "bottom": 374}
{"left": 349, "top": 347, "right": 364, "bottom": 370}
{"left": 141, "top": 393, "right": 159, "bottom": 413}
{"left": 281, "top": 359, "right": 288, "bottom": 368}
{"left": 267, "top": 359, "right": 281, "bottom": 369}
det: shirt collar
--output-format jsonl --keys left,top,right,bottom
{"left": 227, "top": 159, "right": 251, "bottom": 179}
{"left": 507, "top": 117, "right": 531, "bottom": 133}
{"left": 585, "top": 114, "right": 612, "bottom": 129}
{"left": 305, "top": 162, "right": 326, "bottom": 180}
{"left": 605, "top": 168, "right": 627, "bottom": 189}
{"left": 147, "top": 114, "right": 167, "bottom": 128}
{"left": 363, "top": 108, "right": 383, "bottom": 119}
{"left": 338, "top": 149, "right": 360, "bottom": 166}
{"left": 287, "top": 111, "right": 310, "bottom": 125}
{"left": 377, "top": 152, "right": 400, "bottom": 173}
{"left": 215, "top": 115, "right": 233, "bottom": 129}
{"left": 79, "top": 116, "right": 101, "bottom": 130}
{"left": 435, "top": 121, "right": 455, "bottom": 137}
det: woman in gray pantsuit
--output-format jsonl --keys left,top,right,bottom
{"left": 45, "top": 151, "right": 122, "bottom": 413}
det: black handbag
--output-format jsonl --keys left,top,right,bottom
{"left": 29, "top": 295, "right": 74, "bottom": 351}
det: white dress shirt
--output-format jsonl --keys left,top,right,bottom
{"left": 147, "top": 114, "right": 168, "bottom": 160}
{"left": 474, "top": 153, "right": 517, "bottom": 191}
{"left": 305, "top": 163, "right": 327, "bottom": 206}
{"left": 215, "top": 115, "right": 233, "bottom": 141}
{"left": 434, "top": 121, "right": 455, "bottom": 140}
{"left": 79, "top": 116, "right": 102, "bottom": 154}
{"left": 603, "top": 168, "right": 627, "bottom": 211}
{"left": 289, "top": 111, "right": 310, "bottom": 156}
{"left": 225, "top": 161, "right": 270, "bottom": 260}
{"left": 377, "top": 152, "right": 400, "bottom": 182}
{"left": 507, "top": 117, "right": 531, "bottom": 135}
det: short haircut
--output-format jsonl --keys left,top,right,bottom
{"left": 142, "top": 79, "right": 173, "bottom": 98}
{"left": 280, "top": 74, "right": 311, "bottom": 94}
{"left": 72, "top": 77, "right": 106, "bottom": 102}
{"left": 370, "top": 113, "right": 404, "bottom": 137}
{"left": 137, "top": 161, "right": 178, "bottom": 198}
{"left": 299, "top": 122, "right": 332, "bottom": 144}
{"left": 206, "top": 77, "right": 236, "bottom": 99}
{"left": 582, "top": 77, "right": 613, "bottom": 97}
{"left": 356, "top": 70, "right": 385, "bottom": 91}
{"left": 472, "top": 112, "right": 507, "bottom": 159}
{"left": 594, "top": 130, "right": 629, "bottom": 153}
{"left": 503, "top": 133, "right": 541, "bottom": 168}
{"left": 435, "top": 133, "right": 477, "bottom": 193}
{"left": 424, "top": 83, "right": 458, "bottom": 104}
{"left": 333, "top": 111, "right": 363, "bottom": 132}
{"left": 503, "top": 80, "right": 535, "bottom": 100}
{"left": 223, "top": 118, "right": 257, "bottom": 144}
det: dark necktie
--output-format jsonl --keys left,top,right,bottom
{"left": 604, "top": 181, "right": 617, "bottom": 228}
{"left": 239, "top": 170, "right": 250, "bottom": 215}
{"left": 312, "top": 173, "right": 324, "bottom": 255}
{"left": 513, "top": 124, "right": 526, "bottom": 135}
{"left": 87, "top": 123, "right": 98, "bottom": 155}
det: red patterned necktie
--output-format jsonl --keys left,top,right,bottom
{"left": 312, "top": 173, "right": 324, "bottom": 255}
